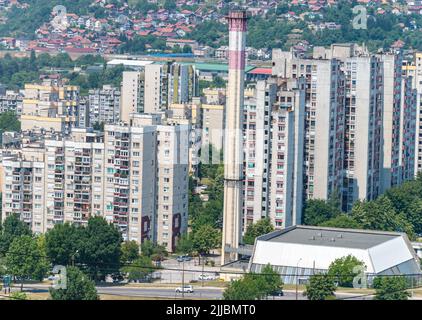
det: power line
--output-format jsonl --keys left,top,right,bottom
{"left": 3, "top": 250, "right": 422, "bottom": 278}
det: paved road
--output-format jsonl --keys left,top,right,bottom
{"left": 16, "top": 283, "right": 381, "bottom": 300}
{"left": 157, "top": 257, "right": 221, "bottom": 284}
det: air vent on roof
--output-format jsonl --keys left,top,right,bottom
{"left": 309, "top": 236, "right": 315, "bottom": 240}
{"left": 337, "top": 234, "right": 343, "bottom": 238}
{"left": 317, "top": 232, "right": 322, "bottom": 237}
{"left": 330, "top": 238, "right": 335, "bottom": 242}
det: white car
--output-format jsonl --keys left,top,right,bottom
{"left": 175, "top": 285, "right": 194, "bottom": 293}
{"left": 198, "top": 274, "right": 215, "bottom": 281}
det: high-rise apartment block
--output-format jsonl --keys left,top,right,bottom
{"left": 1, "top": 116, "right": 189, "bottom": 252}
{"left": 20, "top": 79, "right": 82, "bottom": 134}
{"left": 120, "top": 63, "right": 198, "bottom": 123}
{"left": 88, "top": 85, "right": 121, "bottom": 126}
{"left": 242, "top": 77, "right": 305, "bottom": 230}
{"left": 272, "top": 44, "right": 417, "bottom": 212}
{"left": 0, "top": 90, "right": 23, "bottom": 114}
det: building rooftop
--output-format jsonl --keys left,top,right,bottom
{"left": 193, "top": 62, "right": 255, "bottom": 73}
{"left": 252, "top": 225, "right": 419, "bottom": 274}
{"left": 107, "top": 59, "right": 154, "bottom": 67}
{"left": 263, "top": 225, "right": 400, "bottom": 250}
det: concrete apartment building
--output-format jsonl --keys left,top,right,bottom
{"left": 201, "top": 104, "right": 225, "bottom": 155}
{"left": 155, "top": 123, "right": 189, "bottom": 252}
{"left": 103, "top": 120, "right": 157, "bottom": 244}
{"left": 1, "top": 117, "right": 189, "bottom": 251}
{"left": 120, "top": 71, "right": 145, "bottom": 123}
{"left": 342, "top": 54, "right": 384, "bottom": 210}
{"left": 88, "top": 85, "right": 121, "bottom": 125}
{"left": 20, "top": 80, "right": 82, "bottom": 134}
{"left": 242, "top": 77, "right": 305, "bottom": 230}
{"left": 120, "top": 63, "right": 198, "bottom": 123}
{"left": 403, "top": 52, "right": 422, "bottom": 175}
{"left": 272, "top": 44, "right": 417, "bottom": 212}
{"left": 381, "top": 51, "right": 417, "bottom": 192}
{"left": 0, "top": 90, "right": 23, "bottom": 114}
{"left": 1, "top": 129, "right": 104, "bottom": 233}
{"left": 272, "top": 48, "right": 345, "bottom": 207}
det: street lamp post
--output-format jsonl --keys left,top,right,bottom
{"left": 202, "top": 255, "right": 205, "bottom": 287}
{"left": 182, "top": 257, "right": 185, "bottom": 299}
{"left": 72, "top": 250, "right": 79, "bottom": 267}
{"left": 295, "top": 258, "right": 302, "bottom": 300}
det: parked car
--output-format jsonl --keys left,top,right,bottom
{"left": 175, "top": 285, "right": 194, "bottom": 293}
{"left": 198, "top": 274, "right": 215, "bottom": 281}
{"left": 176, "top": 255, "right": 192, "bottom": 262}
{"left": 270, "top": 289, "right": 284, "bottom": 296}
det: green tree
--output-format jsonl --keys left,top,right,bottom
{"left": 223, "top": 276, "right": 260, "bottom": 300}
{"left": 319, "top": 214, "right": 361, "bottom": 229}
{"left": 0, "top": 213, "right": 31, "bottom": 256}
{"left": 0, "top": 111, "right": 20, "bottom": 143}
{"left": 140, "top": 240, "right": 168, "bottom": 261}
{"left": 192, "top": 224, "right": 221, "bottom": 255}
{"left": 327, "top": 255, "right": 365, "bottom": 287}
{"left": 223, "top": 264, "right": 283, "bottom": 300}
{"left": 120, "top": 241, "right": 140, "bottom": 264}
{"left": 303, "top": 199, "right": 341, "bottom": 226}
{"left": 243, "top": 218, "right": 274, "bottom": 245}
{"left": 351, "top": 196, "right": 415, "bottom": 239}
{"left": 49, "top": 266, "right": 99, "bottom": 300}
{"left": 175, "top": 233, "right": 194, "bottom": 255}
{"left": 122, "top": 256, "right": 155, "bottom": 283}
{"left": 303, "top": 274, "right": 337, "bottom": 300}
{"left": 373, "top": 276, "right": 411, "bottom": 300}
{"left": 79, "top": 217, "right": 122, "bottom": 281}
{"left": 45, "top": 222, "right": 83, "bottom": 266}
{"left": 6, "top": 235, "right": 48, "bottom": 290}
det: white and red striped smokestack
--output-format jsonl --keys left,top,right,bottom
{"left": 221, "top": 10, "right": 247, "bottom": 265}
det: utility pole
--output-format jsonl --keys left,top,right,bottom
{"left": 182, "top": 258, "right": 185, "bottom": 299}
{"left": 202, "top": 255, "right": 205, "bottom": 287}
{"left": 296, "top": 258, "right": 302, "bottom": 300}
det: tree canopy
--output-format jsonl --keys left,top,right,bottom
{"left": 327, "top": 255, "right": 365, "bottom": 287}
{"left": 303, "top": 274, "right": 337, "bottom": 300}
{"left": 79, "top": 217, "right": 122, "bottom": 281}
{"left": 0, "top": 213, "right": 32, "bottom": 256}
{"left": 223, "top": 264, "right": 283, "bottom": 300}
{"left": 243, "top": 218, "right": 274, "bottom": 245}
{"left": 45, "top": 222, "right": 84, "bottom": 266}
{"left": 49, "top": 266, "right": 99, "bottom": 300}
{"left": 373, "top": 276, "right": 411, "bottom": 300}
{"left": 6, "top": 235, "right": 49, "bottom": 290}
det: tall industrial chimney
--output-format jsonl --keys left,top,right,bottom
{"left": 221, "top": 10, "right": 247, "bottom": 265}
